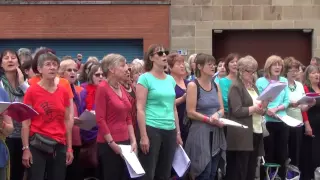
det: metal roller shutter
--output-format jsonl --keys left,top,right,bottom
{"left": 0, "top": 39, "right": 144, "bottom": 63}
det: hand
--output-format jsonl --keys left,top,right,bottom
{"left": 131, "top": 141, "right": 138, "bottom": 154}
{"left": 266, "top": 107, "right": 278, "bottom": 117}
{"left": 110, "top": 142, "right": 122, "bottom": 154}
{"left": 182, "top": 93, "right": 187, "bottom": 101}
{"left": 176, "top": 133, "right": 183, "bottom": 146}
{"left": 74, "top": 117, "right": 82, "bottom": 125}
{"left": 22, "top": 149, "right": 33, "bottom": 168}
{"left": 260, "top": 100, "right": 269, "bottom": 109}
{"left": 139, "top": 135, "right": 150, "bottom": 154}
{"left": 310, "top": 99, "right": 316, "bottom": 107}
{"left": 66, "top": 151, "right": 74, "bottom": 165}
{"left": 210, "top": 112, "right": 220, "bottom": 121}
{"left": 17, "top": 67, "right": 25, "bottom": 86}
{"left": 305, "top": 122, "right": 313, "bottom": 137}
{"left": 290, "top": 102, "right": 299, "bottom": 108}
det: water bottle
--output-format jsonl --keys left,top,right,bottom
{"left": 315, "top": 167, "right": 320, "bottom": 180}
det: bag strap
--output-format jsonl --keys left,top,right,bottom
{"left": 194, "top": 79, "right": 201, "bottom": 100}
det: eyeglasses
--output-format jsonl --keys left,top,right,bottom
{"left": 245, "top": 70, "right": 255, "bottom": 75}
{"left": 66, "top": 68, "right": 78, "bottom": 73}
{"left": 94, "top": 73, "right": 104, "bottom": 78}
{"left": 153, "top": 51, "right": 169, "bottom": 57}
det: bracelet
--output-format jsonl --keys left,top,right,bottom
{"left": 202, "top": 116, "right": 209, "bottom": 122}
{"left": 107, "top": 140, "right": 114, "bottom": 145}
{"left": 67, "top": 148, "right": 73, "bottom": 153}
{"left": 217, "top": 111, "right": 222, "bottom": 119}
{"left": 22, "top": 146, "right": 29, "bottom": 151}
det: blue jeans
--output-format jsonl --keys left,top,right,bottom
{"left": 195, "top": 153, "right": 221, "bottom": 180}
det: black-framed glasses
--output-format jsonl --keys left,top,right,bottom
{"left": 66, "top": 68, "right": 78, "bottom": 73}
{"left": 245, "top": 70, "right": 255, "bottom": 75}
{"left": 94, "top": 73, "right": 103, "bottom": 78}
{"left": 153, "top": 51, "right": 169, "bottom": 57}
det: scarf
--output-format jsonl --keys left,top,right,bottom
{"left": 85, "top": 84, "right": 97, "bottom": 110}
{"left": 0, "top": 75, "right": 24, "bottom": 102}
{"left": 70, "top": 84, "right": 81, "bottom": 115}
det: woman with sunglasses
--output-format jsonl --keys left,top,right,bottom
{"left": 79, "top": 64, "right": 104, "bottom": 179}
{"left": 136, "top": 44, "right": 183, "bottom": 180}
{"left": 58, "top": 59, "right": 84, "bottom": 180}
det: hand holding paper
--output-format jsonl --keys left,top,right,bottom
{"left": 76, "top": 110, "right": 96, "bottom": 130}
{"left": 257, "top": 82, "right": 287, "bottom": 101}
{"left": 119, "top": 145, "right": 145, "bottom": 178}
{"left": 219, "top": 118, "right": 248, "bottom": 129}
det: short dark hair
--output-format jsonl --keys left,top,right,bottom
{"left": 195, "top": 53, "right": 216, "bottom": 78}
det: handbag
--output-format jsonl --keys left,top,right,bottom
{"left": 79, "top": 139, "right": 98, "bottom": 168}
{"left": 30, "top": 133, "right": 58, "bottom": 154}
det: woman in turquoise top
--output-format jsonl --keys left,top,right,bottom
{"left": 136, "top": 44, "right": 183, "bottom": 180}
{"left": 219, "top": 54, "right": 239, "bottom": 115}
{"left": 256, "top": 55, "right": 290, "bottom": 180}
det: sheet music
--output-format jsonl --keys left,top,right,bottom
{"left": 219, "top": 118, "right": 248, "bottom": 129}
{"left": 119, "top": 145, "right": 145, "bottom": 178}
{"left": 0, "top": 102, "right": 38, "bottom": 122}
{"left": 257, "top": 82, "right": 287, "bottom": 101}
{"left": 172, "top": 145, "right": 191, "bottom": 177}
{"left": 297, "top": 96, "right": 315, "bottom": 105}
{"left": 276, "top": 115, "right": 303, "bottom": 127}
{"left": 77, "top": 110, "right": 96, "bottom": 131}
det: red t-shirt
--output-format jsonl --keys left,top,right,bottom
{"left": 95, "top": 81, "right": 132, "bottom": 143}
{"left": 24, "top": 84, "right": 70, "bottom": 144}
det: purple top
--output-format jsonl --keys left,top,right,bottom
{"left": 175, "top": 79, "right": 190, "bottom": 142}
{"left": 79, "top": 87, "right": 98, "bottom": 143}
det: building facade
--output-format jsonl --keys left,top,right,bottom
{"left": 171, "top": 0, "right": 320, "bottom": 65}
{"left": 0, "top": 0, "right": 170, "bottom": 62}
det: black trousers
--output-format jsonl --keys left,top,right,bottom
{"left": 138, "top": 126, "right": 177, "bottom": 180}
{"left": 98, "top": 140, "right": 130, "bottom": 180}
{"left": 6, "top": 137, "right": 24, "bottom": 180}
{"left": 261, "top": 122, "right": 289, "bottom": 180}
{"left": 65, "top": 146, "right": 82, "bottom": 180}
{"left": 288, "top": 126, "right": 303, "bottom": 167}
{"left": 27, "top": 144, "right": 67, "bottom": 180}
{"left": 225, "top": 133, "right": 262, "bottom": 180}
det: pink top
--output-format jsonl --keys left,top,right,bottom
{"left": 95, "top": 81, "right": 132, "bottom": 143}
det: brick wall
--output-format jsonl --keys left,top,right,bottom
{"left": 171, "top": 0, "right": 320, "bottom": 56}
{"left": 0, "top": 4, "right": 170, "bottom": 52}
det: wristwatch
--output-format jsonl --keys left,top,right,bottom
{"left": 22, "top": 146, "right": 29, "bottom": 151}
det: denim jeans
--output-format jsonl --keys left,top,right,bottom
{"left": 195, "top": 153, "right": 221, "bottom": 180}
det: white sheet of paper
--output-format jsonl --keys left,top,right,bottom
{"left": 297, "top": 96, "right": 315, "bottom": 105}
{"left": 257, "top": 82, "right": 287, "bottom": 101}
{"left": 276, "top": 115, "right": 303, "bottom": 127}
{"left": 172, "top": 145, "right": 191, "bottom": 177}
{"left": 77, "top": 110, "right": 96, "bottom": 130}
{"left": 119, "top": 145, "right": 145, "bottom": 178}
{"left": 0, "top": 102, "right": 11, "bottom": 113}
{"left": 219, "top": 118, "right": 248, "bottom": 129}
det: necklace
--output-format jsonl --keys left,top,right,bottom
{"left": 288, "top": 83, "right": 296, "bottom": 92}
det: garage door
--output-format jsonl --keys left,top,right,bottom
{"left": 212, "top": 30, "right": 312, "bottom": 68}
{"left": 0, "top": 39, "right": 143, "bottom": 63}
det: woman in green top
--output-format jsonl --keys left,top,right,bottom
{"left": 219, "top": 53, "right": 239, "bottom": 116}
{"left": 136, "top": 44, "right": 183, "bottom": 180}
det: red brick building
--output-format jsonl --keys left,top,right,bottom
{"left": 0, "top": 0, "right": 170, "bottom": 61}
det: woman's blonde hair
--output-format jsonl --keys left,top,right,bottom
{"left": 237, "top": 55, "right": 258, "bottom": 83}
{"left": 101, "top": 53, "right": 126, "bottom": 77}
{"left": 264, "top": 55, "right": 284, "bottom": 78}
{"left": 59, "top": 59, "right": 77, "bottom": 77}
{"left": 87, "top": 56, "right": 99, "bottom": 63}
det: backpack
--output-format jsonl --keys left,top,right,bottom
{"left": 183, "top": 79, "right": 218, "bottom": 127}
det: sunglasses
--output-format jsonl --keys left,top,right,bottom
{"left": 153, "top": 51, "right": 169, "bottom": 57}
{"left": 94, "top": 73, "right": 104, "bottom": 78}
{"left": 66, "top": 68, "right": 78, "bottom": 73}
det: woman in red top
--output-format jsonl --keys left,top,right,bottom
{"left": 95, "top": 53, "right": 137, "bottom": 180}
{"left": 21, "top": 52, "right": 73, "bottom": 180}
